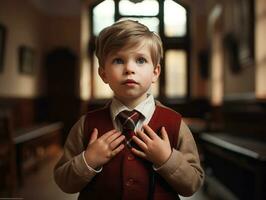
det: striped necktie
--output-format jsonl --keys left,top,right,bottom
{"left": 117, "top": 110, "right": 141, "bottom": 148}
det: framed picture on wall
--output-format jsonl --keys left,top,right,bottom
{"left": 224, "top": 0, "right": 254, "bottom": 74}
{"left": 18, "top": 45, "right": 35, "bottom": 75}
{"left": 0, "top": 24, "right": 6, "bottom": 73}
{"left": 233, "top": 0, "right": 254, "bottom": 68}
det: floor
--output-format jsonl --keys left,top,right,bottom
{"left": 12, "top": 145, "right": 211, "bottom": 200}
{"left": 14, "top": 145, "right": 78, "bottom": 200}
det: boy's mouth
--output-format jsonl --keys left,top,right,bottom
{"left": 122, "top": 79, "right": 138, "bottom": 85}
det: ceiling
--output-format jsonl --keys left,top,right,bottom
{"left": 29, "top": 0, "right": 83, "bottom": 16}
{"left": 28, "top": 0, "right": 204, "bottom": 16}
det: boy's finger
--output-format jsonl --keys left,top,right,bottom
{"left": 112, "top": 144, "right": 125, "bottom": 156}
{"left": 142, "top": 124, "right": 157, "bottom": 139}
{"left": 106, "top": 131, "right": 122, "bottom": 143}
{"left": 131, "top": 148, "right": 146, "bottom": 159}
{"left": 109, "top": 135, "right": 125, "bottom": 150}
{"left": 100, "top": 129, "right": 118, "bottom": 140}
{"left": 132, "top": 136, "right": 147, "bottom": 150}
{"left": 161, "top": 126, "right": 169, "bottom": 142}
{"left": 89, "top": 128, "right": 98, "bottom": 144}
{"left": 136, "top": 129, "right": 151, "bottom": 144}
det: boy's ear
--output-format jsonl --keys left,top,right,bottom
{"left": 98, "top": 67, "right": 108, "bottom": 83}
{"left": 152, "top": 64, "right": 161, "bottom": 83}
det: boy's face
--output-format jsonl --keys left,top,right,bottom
{"left": 99, "top": 43, "right": 160, "bottom": 107}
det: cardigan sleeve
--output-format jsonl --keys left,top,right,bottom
{"left": 153, "top": 120, "right": 205, "bottom": 197}
{"left": 53, "top": 116, "right": 98, "bottom": 194}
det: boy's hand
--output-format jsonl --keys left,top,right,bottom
{"left": 131, "top": 125, "right": 171, "bottom": 167}
{"left": 84, "top": 128, "right": 125, "bottom": 169}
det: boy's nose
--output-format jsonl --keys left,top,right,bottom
{"left": 124, "top": 61, "right": 136, "bottom": 74}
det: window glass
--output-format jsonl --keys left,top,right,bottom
{"left": 119, "top": 17, "right": 159, "bottom": 33}
{"left": 93, "top": 54, "right": 113, "bottom": 98}
{"left": 165, "top": 50, "right": 187, "bottom": 97}
{"left": 93, "top": 0, "right": 115, "bottom": 36}
{"left": 164, "top": 0, "right": 187, "bottom": 37}
{"left": 119, "top": 0, "right": 159, "bottom": 16}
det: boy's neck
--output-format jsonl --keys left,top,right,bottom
{"left": 114, "top": 94, "right": 150, "bottom": 109}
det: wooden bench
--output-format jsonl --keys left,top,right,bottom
{"left": 200, "top": 133, "right": 266, "bottom": 200}
{"left": 13, "top": 122, "right": 63, "bottom": 185}
{"left": 0, "top": 110, "right": 17, "bottom": 196}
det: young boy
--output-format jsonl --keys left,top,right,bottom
{"left": 54, "top": 20, "right": 204, "bottom": 200}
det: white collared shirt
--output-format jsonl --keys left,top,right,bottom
{"left": 110, "top": 94, "right": 155, "bottom": 131}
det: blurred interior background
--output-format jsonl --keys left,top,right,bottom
{"left": 0, "top": 0, "right": 266, "bottom": 199}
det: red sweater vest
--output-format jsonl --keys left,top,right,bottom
{"left": 79, "top": 104, "right": 181, "bottom": 200}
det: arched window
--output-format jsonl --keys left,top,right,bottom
{"left": 89, "top": 0, "right": 190, "bottom": 100}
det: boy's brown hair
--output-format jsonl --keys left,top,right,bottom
{"left": 95, "top": 19, "right": 163, "bottom": 68}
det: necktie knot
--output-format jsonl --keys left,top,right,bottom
{"left": 117, "top": 110, "right": 141, "bottom": 148}
{"left": 118, "top": 110, "right": 140, "bottom": 131}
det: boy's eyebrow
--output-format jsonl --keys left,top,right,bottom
{"left": 109, "top": 53, "right": 150, "bottom": 60}
{"left": 108, "top": 53, "right": 121, "bottom": 58}
{"left": 135, "top": 53, "right": 149, "bottom": 56}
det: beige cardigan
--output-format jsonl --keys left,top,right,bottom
{"left": 54, "top": 115, "right": 204, "bottom": 197}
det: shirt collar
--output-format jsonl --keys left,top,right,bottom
{"left": 110, "top": 94, "right": 155, "bottom": 121}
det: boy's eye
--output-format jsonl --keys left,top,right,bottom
{"left": 136, "top": 57, "right": 147, "bottom": 64}
{"left": 112, "top": 58, "right": 124, "bottom": 64}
